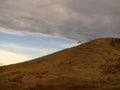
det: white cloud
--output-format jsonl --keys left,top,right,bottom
{"left": 0, "top": 49, "right": 31, "bottom": 65}
{"left": 0, "top": 27, "right": 24, "bottom": 36}
{"left": 2, "top": 43, "right": 50, "bottom": 53}
{"left": 0, "top": 42, "right": 57, "bottom": 58}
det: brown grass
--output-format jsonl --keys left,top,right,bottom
{"left": 0, "top": 38, "right": 120, "bottom": 90}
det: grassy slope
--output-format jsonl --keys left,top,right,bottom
{"left": 0, "top": 38, "right": 120, "bottom": 90}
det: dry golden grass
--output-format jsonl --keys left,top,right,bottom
{"left": 0, "top": 38, "right": 120, "bottom": 90}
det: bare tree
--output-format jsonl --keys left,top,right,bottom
{"left": 77, "top": 41, "right": 81, "bottom": 44}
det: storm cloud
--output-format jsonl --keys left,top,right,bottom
{"left": 0, "top": 0, "right": 120, "bottom": 41}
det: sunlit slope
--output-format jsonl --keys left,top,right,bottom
{"left": 0, "top": 38, "right": 120, "bottom": 90}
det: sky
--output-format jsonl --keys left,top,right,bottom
{"left": 0, "top": 28, "right": 76, "bottom": 65}
{"left": 0, "top": 0, "right": 120, "bottom": 65}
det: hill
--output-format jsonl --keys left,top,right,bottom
{"left": 0, "top": 38, "right": 120, "bottom": 90}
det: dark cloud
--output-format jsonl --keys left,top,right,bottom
{"left": 0, "top": 0, "right": 120, "bottom": 41}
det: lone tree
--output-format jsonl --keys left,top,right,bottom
{"left": 77, "top": 41, "right": 81, "bottom": 44}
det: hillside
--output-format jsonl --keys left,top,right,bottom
{"left": 0, "top": 38, "right": 120, "bottom": 90}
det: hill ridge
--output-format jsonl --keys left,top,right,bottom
{"left": 0, "top": 38, "right": 120, "bottom": 90}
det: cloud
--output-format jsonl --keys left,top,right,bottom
{"left": 0, "top": 42, "right": 57, "bottom": 58}
{"left": 0, "top": 27, "right": 24, "bottom": 36}
{"left": 2, "top": 43, "right": 51, "bottom": 53}
{"left": 0, "top": 0, "right": 120, "bottom": 41}
{"left": 0, "top": 49, "right": 30, "bottom": 65}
